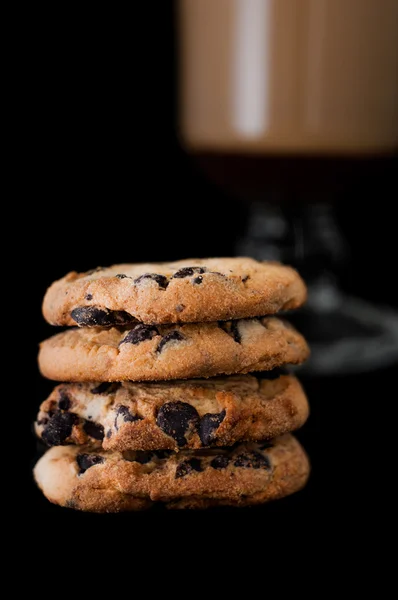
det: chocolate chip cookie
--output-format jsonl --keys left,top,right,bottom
{"left": 34, "top": 434, "right": 309, "bottom": 511}
{"left": 35, "top": 372, "right": 309, "bottom": 451}
{"left": 42, "top": 258, "right": 307, "bottom": 326}
{"left": 38, "top": 317, "right": 309, "bottom": 381}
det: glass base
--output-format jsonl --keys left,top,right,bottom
{"left": 238, "top": 201, "right": 398, "bottom": 375}
{"left": 289, "top": 277, "right": 398, "bottom": 375}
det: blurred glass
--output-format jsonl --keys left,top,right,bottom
{"left": 178, "top": 0, "right": 398, "bottom": 375}
{"left": 179, "top": 0, "right": 398, "bottom": 154}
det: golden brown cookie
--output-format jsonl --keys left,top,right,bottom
{"left": 42, "top": 258, "right": 307, "bottom": 326}
{"left": 35, "top": 373, "right": 309, "bottom": 451}
{"left": 38, "top": 317, "right": 309, "bottom": 382}
{"left": 34, "top": 434, "right": 309, "bottom": 512}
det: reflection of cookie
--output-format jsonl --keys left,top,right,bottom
{"left": 42, "top": 258, "right": 307, "bottom": 326}
{"left": 34, "top": 434, "right": 309, "bottom": 512}
{"left": 35, "top": 373, "right": 309, "bottom": 451}
{"left": 39, "top": 317, "right": 309, "bottom": 382}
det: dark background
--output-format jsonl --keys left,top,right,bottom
{"left": 24, "top": 3, "right": 397, "bottom": 540}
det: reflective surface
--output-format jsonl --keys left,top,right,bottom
{"left": 238, "top": 201, "right": 398, "bottom": 375}
{"left": 179, "top": 0, "right": 398, "bottom": 153}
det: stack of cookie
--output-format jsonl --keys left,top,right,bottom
{"left": 34, "top": 258, "right": 310, "bottom": 511}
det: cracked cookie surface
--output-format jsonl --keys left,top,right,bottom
{"left": 34, "top": 434, "right": 309, "bottom": 512}
{"left": 42, "top": 258, "right": 307, "bottom": 326}
{"left": 35, "top": 373, "right": 309, "bottom": 451}
{"left": 38, "top": 317, "right": 309, "bottom": 381}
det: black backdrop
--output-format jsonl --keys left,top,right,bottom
{"left": 23, "top": 3, "right": 397, "bottom": 543}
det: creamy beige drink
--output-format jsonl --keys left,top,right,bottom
{"left": 179, "top": 0, "right": 398, "bottom": 155}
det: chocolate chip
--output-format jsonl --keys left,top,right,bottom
{"left": 219, "top": 321, "right": 241, "bottom": 343}
{"left": 156, "top": 330, "right": 185, "bottom": 353}
{"left": 83, "top": 421, "right": 105, "bottom": 441}
{"left": 193, "top": 276, "right": 203, "bottom": 285}
{"left": 106, "top": 429, "right": 112, "bottom": 438}
{"left": 36, "top": 418, "right": 49, "bottom": 426}
{"left": 85, "top": 293, "right": 93, "bottom": 300}
{"left": 77, "top": 453, "right": 104, "bottom": 474}
{"left": 134, "top": 273, "right": 168, "bottom": 289}
{"left": 41, "top": 412, "right": 78, "bottom": 446}
{"left": 241, "top": 275, "right": 250, "bottom": 283}
{"left": 58, "top": 391, "right": 71, "bottom": 411}
{"left": 119, "top": 324, "right": 159, "bottom": 346}
{"left": 70, "top": 306, "right": 132, "bottom": 327}
{"left": 234, "top": 451, "right": 271, "bottom": 469}
{"left": 114, "top": 405, "right": 141, "bottom": 430}
{"left": 156, "top": 401, "right": 199, "bottom": 446}
{"left": 172, "top": 267, "right": 206, "bottom": 278}
{"left": 91, "top": 382, "right": 121, "bottom": 395}
{"left": 210, "top": 455, "right": 230, "bottom": 469}
{"left": 175, "top": 458, "right": 203, "bottom": 478}
{"left": 118, "top": 405, "right": 140, "bottom": 422}
{"left": 115, "top": 274, "right": 129, "bottom": 279}
{"left": 198, "top": 410, "right": 226, "bottom": 446}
